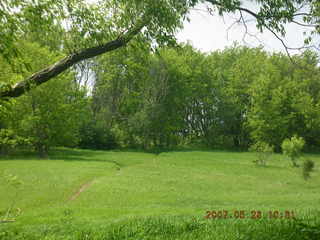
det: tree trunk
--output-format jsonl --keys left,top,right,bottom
{"left": 37, "top": 144, "right": 49, "bottom": 159}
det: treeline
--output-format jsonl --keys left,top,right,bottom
{"left": 1, "top": 41, "right": 320, "bottom": 156}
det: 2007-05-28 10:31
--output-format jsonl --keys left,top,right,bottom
{"left": 204, "top": 210, "right": 296, "bottom": 219}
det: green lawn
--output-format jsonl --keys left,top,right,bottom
{"left": 0, "top": 148, "right": 320, "bottom": 239}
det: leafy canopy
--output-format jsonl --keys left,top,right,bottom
{"left": 0, "top": 0, "right": 319, "bottom": 99}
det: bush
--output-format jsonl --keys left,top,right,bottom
{"left": 249, "top": 141, "right": 274, "bottom": 166}
{"left": 281, "top": 136, "right": 305, "bottom": 167}
{"left": 302, "top": 159, "right": 315, "bottom": 180}
{"left": 0, "top": 129, "right": 32, "bottom": 156}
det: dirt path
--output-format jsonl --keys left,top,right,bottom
{"left": 68, "top": 179, "right": 94, "bottom": 201}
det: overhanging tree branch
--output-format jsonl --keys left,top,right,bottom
{"left": 0, "top": 18, "right": 146, "bottom": 99}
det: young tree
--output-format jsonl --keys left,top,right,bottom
{"left": 281, "top": 136, "right": 305, "bottom": 167}
{"left": 249, "top": 141, "right": 274, "bottom": 166}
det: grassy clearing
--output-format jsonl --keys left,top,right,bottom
{"left": 0, "top": 148, "right": 320, "bottom": 239}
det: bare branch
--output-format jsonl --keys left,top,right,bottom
{"left": 293, "top": 12, "right": 313, "bottom": 17}
{"left": 291, "top": 20, "right": 318, "bottom": 28}
{"left": 264, "top": 25, "right": 294, "bottom": 61}
{"left": 238, "top": 10, "right": 265, "bottom": 47}
{"left": 205, "top": 0, "right": 319, "bottom": 60}
{"left": 226, "top": 16, "right": 241, "bottom": 40}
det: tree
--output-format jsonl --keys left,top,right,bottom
{"left": 84, "top": 43, "right": 320, "bottom": 151}
{"left": 249, "top": 141, "right": 274, "bottom": 166}
{"left": 0, "top": 0, "right": 195, "bottom": 98}
{"left": 247, "top": 51, "right": 320, "bottom": 150}
{"left": 281, "top": 135, "right": 305, "bottom": 167}
{"left": 0, "top": 0, "right": 319, "bottom": 99}
{"left": 0, "top": 40, "right": 88, "bottom": 157}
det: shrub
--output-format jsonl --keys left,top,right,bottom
{"left": 281, "top": 136, "right": 305, "bottom": 167}
{"left": 249, "top": 141, "right": 274, "bottom": 166}
{"left": 0, "top": 129, "right": 32, "bottom": 156}
{"left": 302, "top": 159, "right": 315, "bottom": 180}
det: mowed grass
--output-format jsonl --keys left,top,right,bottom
{"left": 0, "top": 148, "right": 320, "bottom": 239}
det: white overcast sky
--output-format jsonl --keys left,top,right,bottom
{"left": 176, "top": 3, "right": 314, "bottom": 54}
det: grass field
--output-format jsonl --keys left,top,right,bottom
{"left": 0, "top": 148, "right": 320, "bottom": 239}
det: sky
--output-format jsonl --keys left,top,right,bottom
{"left": 176, "top": 3, "right": 313, "bottom": 54}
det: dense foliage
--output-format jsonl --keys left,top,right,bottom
{"left": 0, "top": 0, "right": 320, "bottom": 156}
{"left": 86, "top": 44, "right": 320, "bottom": 151}
{"left": 2, "top": 40, "right": 319, "bottom": 156}
{"left": 0, "top": 41, "right": 88, "bottom": 156}
{"left": 0, "top": 0, "right": 319, "bottom": 98}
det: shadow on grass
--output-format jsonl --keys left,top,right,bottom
{"left": 0, "top": 148, "right": 141, "bottom": 170}
{"left": 119, "top": 146, "right": 249, "bottom": 156}
{"left": 0, "top": 146, "right": 256, "bottom": 166}
{"left": 0, "top": 145, "right": 253, "bottom": 161}
{"left": 50, "top": 148, "right": 126, "bottom": 168}
{"left": 0, "top": 148, "right": 112, "bottom": 162}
